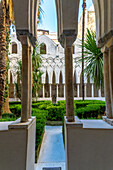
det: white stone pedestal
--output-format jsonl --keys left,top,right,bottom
{"left": 0, "top": 117, "right": 36, "bottom": 170}
{"left": 64, "top": 116, "right": 113, "bottom": 170}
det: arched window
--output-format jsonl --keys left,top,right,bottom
{"left": 12, "top": 43, "right": 17, "bottom": 54}
{"left": 40, "top": 43, "right": 46, "bottom": 54}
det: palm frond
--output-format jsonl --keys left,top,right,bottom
{"left": 77, "top": 28, "right": 103, "bottom": 89}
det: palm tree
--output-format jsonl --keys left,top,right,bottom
{"left": 79, "top": 28, "right": 103, "bottom": 89}
{"left": 37, "top": 0, "right": 44, "bottom": 24}
{"left": 0, "top": 0, "right": 14, "bottom": 116}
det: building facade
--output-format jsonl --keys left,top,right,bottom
{"left": 8, "top": 7, "right": 104, "bottom": 100}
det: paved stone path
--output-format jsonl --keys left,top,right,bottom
{"left": 35, "top": 126, "right": 65, "bottom": 170}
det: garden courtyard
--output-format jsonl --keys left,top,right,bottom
{"left": 1, "top": 0, "right": 113, "bottom": 170}
{"left": 0, "top": 99, "right": 107, "bottom": 169}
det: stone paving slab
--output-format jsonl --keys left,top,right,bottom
{"left": 35, "top": 126, "right": 65, "bottom": 170}
{"left": 35, "top": 163, "right": 65, "bottom": 170}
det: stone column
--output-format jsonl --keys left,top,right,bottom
{"left": 65, "top": 36, "right": 75, "bottom": 122}
{"left": 50, "top": 84, "right": 52, "bottom": 98}
{"left": 84, "top": 84, "right": 86, "bottom": 97}
{"left": 102, "top": 49, "right": 112, "bottom": 118}
{"left": 29, "top": 46, "right": 33, "bottom": 118}
{"left": 108, "top": 46, "right": 113, "bottom": 118}
{"left": 91, "top": 84, "right": 94, "bottom": 97}
{"left": 13, "top": 84, "right": 16, "bottom": 99}
{"left": 19, "top": 35, "right": 30, "bottom": 122}
{"left": 98, "top": 89, "right": 101, "bottom": 97}
{"left": 64, "top": 84, "right": 65, "bottom": 98}
{"left": 43, "top": 84, "right": 45, "bottom": 98}
{"left": 77, "top": 84, "right": 80, "bottom": 97}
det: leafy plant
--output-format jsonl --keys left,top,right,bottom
{"left": 37, "top": 0, "right": 44, "bottom": 24}
{"left": 32, "top": 42, "right": 43, "bottom": 100}
{"left": 77, "top": 29, "right": 103, "bottom": 89}
{"left": 14, "top": 60, "right": 22, "bottom": 100}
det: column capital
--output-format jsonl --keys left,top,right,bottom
{"left": 106, "top": 37, "right": 113, "bottom": 48}
{"left": 101, "top": 37, "right": 113, "bottom": 53}
{"left": 16, "top": 30, "right": 36, "bottom": 47}
{"left": 98, "top": 30, "right": 113, "bottom": 48}
{"left": 101, "top": 46, "right": 109, "bottom": 53}
{"left": 59, "top": 30, "right": 77, "bottom": 48}
{"left": 18, "top": 35, "right": 30, "bottom": 46}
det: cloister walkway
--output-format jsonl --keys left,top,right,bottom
{"left": 35, "top": 126, "right": 65, "bottom": 170}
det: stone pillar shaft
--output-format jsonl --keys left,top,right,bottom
{"left": 29, "top": 46, "right": 33, "bottom": 118}
{"left": 103, "top": 51, "right": 112, "bottom": 118}
{"left": 77, "top": 84, "right": 80, "bottom": 97}
{"left": 43, "top": 84, "right": 45, "bottom": 98}
{"left": 56, "top": 84, "right": 58, "bottom": 98}
{"left": 64, "top": 84, "right": 65, "bottom": 98}
{"left": 109, "top": 46, "right": 113, "bottom": 118}
{"left": 50, "top": 84, "right": 52, "bottom": 98}
{"left": 21, "top": 36, "right": 30, "bottom": 122}
{"left": 84, "top": 84, "right": 86, "bottom": 97}
{"left": 92, "top": 84, "right": 94, "bottom": 97}
{"left": 98, "top": 89, "right": 101, "bottom": 97}
{"left": 65, "top": 37, "right": 75, "bottom": 122}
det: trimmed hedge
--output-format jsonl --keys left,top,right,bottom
{"left": 46, "top": 105, "right": 66, "bottom": 121}
{"left": 75, "top": 100, "right": 105, "bottom": 109}
{"left": 32, "top": 101, "right": 51, "bottom": 109}
{"left": 32, "top": 108, "right": 48, "bottom": 161}
{"left": 76, "top": 104, "right": 105, "bottom": 119}
{"left": 9, "top": 104, "right": 21, "bottom": 118}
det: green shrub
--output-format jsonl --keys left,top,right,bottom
{"left": 32, "top": 108, "right": 48, "bottom": 161}
{"left": 32, "top": 101, "right": 51, "bottom": 109}
{"left": 9, "top": 104, "right": 21, "bottom": 118}
{"left": 9, "top": 102, "right": 21, "bottom": 105}
{"left": 2, "top": 113, "right": 15, "bottom": 119}
{"left": 76, "top": 103, "right": 105, "bottom": 119}
{"left": 75, "top": 100, "right": 105, "bottom": 109}
{"left": 47, "top": 105, "right": 66, "bottom": 121}
{"left": 57, "top": 101, "right": 66, "bottom": 106}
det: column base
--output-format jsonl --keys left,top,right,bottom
{"left": 65, "top": 116, "right": 113, "bottom": 170}
{"left": 0, "top": 117, "right": 36, "bottom": 170}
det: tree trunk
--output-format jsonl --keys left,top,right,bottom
{"left": 2, "top": 97, "right": 11, "bottom": 113}
{"left": 0, "top": 0, "right": 7, "bottom": 117}
{"left": 3, "top": 25, "right": 11, "bottom": 114}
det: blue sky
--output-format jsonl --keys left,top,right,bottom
{"left": 38, "top": 0, "right": 93, "bottom": 32}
